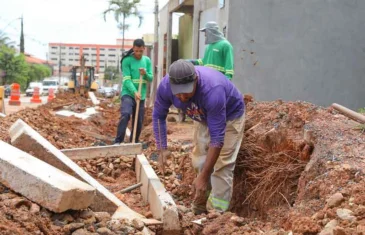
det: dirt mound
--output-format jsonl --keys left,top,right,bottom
{"left": 43, "top": 92, "right": 93, "bottom": 111}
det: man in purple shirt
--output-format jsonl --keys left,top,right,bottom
{"left": 153, "top": 60, "right": 245, "bottom": 214}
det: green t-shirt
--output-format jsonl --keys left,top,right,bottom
{"left": 194, "top": 39, "right": 234, "bottom": 79}
{"left": 121, "top": 55, "right": 153, "bottom": 100}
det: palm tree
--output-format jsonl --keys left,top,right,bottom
{"left": 0, "top": 31, "right": 14, "bottom": 48}
{"left": 103, "top": 0, "right": 143, "bottom": 52}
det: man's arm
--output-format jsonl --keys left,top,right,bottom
{"left": 223, "top": 42, "right": 234, "bottom": 80}
{"left": 121, "top": 57, "right": 138, "bottom": 95}
{"left": 143, "top": 58, "right": 153, "bottom": 82}
{"left": 152, "top": 78, "right": 172, "bottom": 150}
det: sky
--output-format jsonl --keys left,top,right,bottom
{"left": 0, "top": 0, "right": 174, "bottom": 60}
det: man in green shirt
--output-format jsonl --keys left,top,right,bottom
{"left": 190, "top": 21, "right": 234, "bottom": 79}
{"left": 115, "top": 39, "right": 153, "bottom": 144}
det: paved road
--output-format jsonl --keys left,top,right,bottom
{"left": 4, "top": 95, "right": 48, "bottom": 115}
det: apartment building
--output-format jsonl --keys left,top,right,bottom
{"left": 48, "top": 39, "right": 134, "bottom": 76}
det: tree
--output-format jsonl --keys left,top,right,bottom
{"left": 0, "top": 31, "right": 14, "bottom": 48}
{"left": 103, "top": 0, "right": 143, "bottom": 51}
{"left": 0, "top": 45, "right": 28, "bottom": 86}
{"left": 25, "top": 64, "right": 51, "bottom": 88}
{"left": 104, "top": 66, "right": 121, "bottom": 81}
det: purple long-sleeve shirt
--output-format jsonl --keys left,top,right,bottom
{"left": 153, "top": 66, "right": 245, "bottom": 150}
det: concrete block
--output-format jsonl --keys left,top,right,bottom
{"left": 55, "top": 107, "right": 98, "bottom": 120}
{"left": 0, "top": 113, "right": 5, "bottom": 118}
{"left": 135, "top": 154, "right": 180, "bottom": 234}
{"left": 61, "top": 143, "right": 142, "bottom": 160}
{"left": 9, "top": 119, "right": 144, "bottom": 219}
{"left": 88, "top": 92, "right": 100, "bottom": 105}
{"left": 0, "top": 141, "right": 95, "bottom": 213}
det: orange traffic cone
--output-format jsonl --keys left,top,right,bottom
{"left": 8, "top": 83, "right": 21, "bottom": 106}
{"left": 47, "top": 88, "right": 55, "bottom": 102}
{"left": 30, "top": 87, "right": 42, "bottom": 103}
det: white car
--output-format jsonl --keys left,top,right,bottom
{"left": 103, "top": 87, "right": 115, "bottom": 98}
{"left": 26, "top": 82, "right": 44, "bottom": 97}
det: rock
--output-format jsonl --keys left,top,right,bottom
{"left": 63, "top": 213, "right": 75, "bottom": 223}
{"left": 173, "top": 179, "right": 180, "bottom": 186}
{"left": 113, "top": 169, "right": 122, "bottom": 178}
{"left": 333, "top": 226, "right": 347, "bottom": 235}
{"left": 132, "top": 218, "right": 144, "bottom": 231}
{"left": 120, "top": 156, "right": 133, "bottom": 163}
{"left": 108, "top": 163, "right": 114, "bottom": 170}
{"left": 207, "top": 212, "right": 220, "bottom": 220}
{"left": 80, "top": 210, "right": 95, "bottom": 220}
{"left": 327, "top": 193, "right": 344, "bottom": 208}
{"left": 30, "top": 203, "right": 41, "bottom": 214}
{"left": 107, "top": 219, "right": 125, "bottom": 231}
{"left": 357, "top": 225, "right": 365, "bottom": 233}
{"left": 96, "top": 227, "right": 113, "bottom": 235}
{"left": 336, "top": 209, "right": 356, "bottom": 221}
{"left": 319, "top": 220, "right": 338, "bottom": 235}
{"left": 113, "top": 158, "right": 121, "bottom": 164}
{"left": 83, "top": 216, "right": 97, "bottom": 225}
{"left": 177, "top": 205, "right": 189, "bottom": 213}
{"left": 94, "top": 212, "right": 111, "bottom": 223}
{"left": 64, "top": 223, "right": 85, "bottom": 233}
{"left": 72, "top": 228, "right": 98, "bottom": 235}
{"left": 230, "top": 215, "right": 245, "bottom": 226}
{"left": 144, "top": 211, "right": 153, "bottom": 218}
{"left": 312, "top": 211, "right": 325, "bottom": 220}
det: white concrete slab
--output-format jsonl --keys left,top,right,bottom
{"left": 61, "top": 143, "right": 142, "bottom": 160}
{"left": 9, "top": 119, "right": 145, "bottom": 219}
{"left": 0, "top": 113, "right": 5, "bottom": 118}
{"left": 0, "top": 141, "right": 95, "bottom": 213}
{"left": 88, "top": 92, "right": 100, "bottom": 105}
{"left": 135, "top": 154, "right": 180, "bottom": 233}
{"left": 56, "top": 107, "right": 98, "bottom": 120}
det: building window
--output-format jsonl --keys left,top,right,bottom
{"left": 92, "top": 54, "right": 97, "bottom": 56}
{"left": 108, "top": 48, "right": 116, "bottom": 51}
{"left": 83, "top": 48, "right": 89, "bottom": 50}
{"left": 92, "top": 48, "right": 96, "bottom": 50}
{"left": 109, "top": 54, "right": 116, "bottom": 57}
{"left": 69, "top": 53, "right": 73, "bottom": 55}
{"left": 51, "top": 46, "right": 58, "bottom": 49}
{"left": 219, "top": 0, "right": 225, "bottom": 8}
{"left": 61, "top": 47, "right": 66, "bottom": 49}
{"left": 100, "top": 48, "right": 105, "bottom": 51}
{"left": 75, "top": 59, "right": 79, "bottom": 61}
{"left": 61, "top": 53, "right": 66, "bottom": 55}
{"left": 108, "top": 60, "right": 116, "bottom": 63}
{"left": 100, "top": 60, "right": 105, "bottom": 62}
{"left": 51, "top": 52, "right": 56, "bottom": 55}
{"left": 69, "top": 47, "right": 73, "bottom": 49}
{"left": 92, "top": 60, "right": 97, "bottom": 62}
{"left": 69, "top": 59, "right": 74, "bottom": 61}
{"left": 75, "top": 53, "right": 79, "bottom": 55}
{"left": 100, "top": 66, "right": 105, "bottom": 68}
{"left": 61, "top": 58, "right": 65, "bottom": 61}
{"left": 75, "top": 47, "right": 79, "bottom": 50}
{"left": 100, "top": 54, "right": 105, "bottom": 56}
{"left": 51, "top": 58, "right": 57, "bottom": 61}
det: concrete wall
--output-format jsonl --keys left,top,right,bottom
{"left": 178, "top": 14, "right": 194, "bottom": 59}
{"left": 157, "top": 4, "right": 169, "bottom": 87}
{"left": 228, "top": 0, "right": 365, "bottom": 109}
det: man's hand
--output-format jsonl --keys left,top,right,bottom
{"left": 139, "top": 68, "right": 146, "bottom": 76}
{"left": 134, "top": 92, "right": 141, "bottom": 100}
{"left": 192, "top": 173, "right": 210, "bottom": 205}
{"left": 159, "top": 149, "right": 171, "bottom": 175}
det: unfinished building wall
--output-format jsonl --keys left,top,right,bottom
{"left": 178, "top": 14, "right": 194, "bottom": 59}
{"left": 228, "top": 0, "right": 365, "bottom": 109}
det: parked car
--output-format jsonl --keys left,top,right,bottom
{"left": 112, "top": 84, "right": 120, "bottom": 96}
{"left": 26, "top": 82, "right": 43, "bottom": 97}
{"left": 103, "top": 87, "right": 115, "bottom": 98}
{"left": 4, "top": 85, "right": 11, "bottom": 98}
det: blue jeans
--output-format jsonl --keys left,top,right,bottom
{"left": 115, "top": 95, "right": 145, "bottom": 144}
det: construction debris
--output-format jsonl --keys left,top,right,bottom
{"left": 0, "top": 141, "right": 96, "bottom": 213}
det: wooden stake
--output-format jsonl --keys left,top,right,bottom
{"left": 132, "top": 74, "right": 143, "bottom": 143}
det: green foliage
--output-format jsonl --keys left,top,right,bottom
{"left": 104, "top": 66, "right": 121, "bottom": 81}
{"left": 358, "top": 108, "right": 365, "bottom": 114}
{"left": 0, "top": 31, "right": 14, "bottom": 48}
{"left": 26, "top": 64, "right": 52, "bottom": 88}
{"left": 0, "top": 45, "right": 28, "bottom": 87}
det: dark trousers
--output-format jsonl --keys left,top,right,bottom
{"left": 115, "top": 95, "right": 145, "bottom": 144}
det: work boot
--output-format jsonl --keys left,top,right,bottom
{"left": 191, "top": 203, "right": 208, "bottom": 215}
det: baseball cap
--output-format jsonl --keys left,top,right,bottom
{"left": 169, "top": 59, "right": 197, "bottom": 95}
{"left": 199, "top": 21, "right": 219, "bottom": 32}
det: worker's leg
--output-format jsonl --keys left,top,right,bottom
{"left": 207, "top": 113, "right": 245, "bottom": 212}
{"left": 131, "top": 99, "right": 145, "bottom": 143}
{"left": 115, "top": 95, "right": 135, "bottom": 144}
{"left": 191, "top": 121, "right": 211, "bottom": 214}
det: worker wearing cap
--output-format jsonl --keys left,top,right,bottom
{"left": 153, "top": 60, "right": 245, "bottom": 214}
{"left": 189, "top": 21, "right": 234, "bottom": 80}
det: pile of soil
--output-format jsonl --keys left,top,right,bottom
{"left": 43, "top": 93, "right": 93, "bottom": 111}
